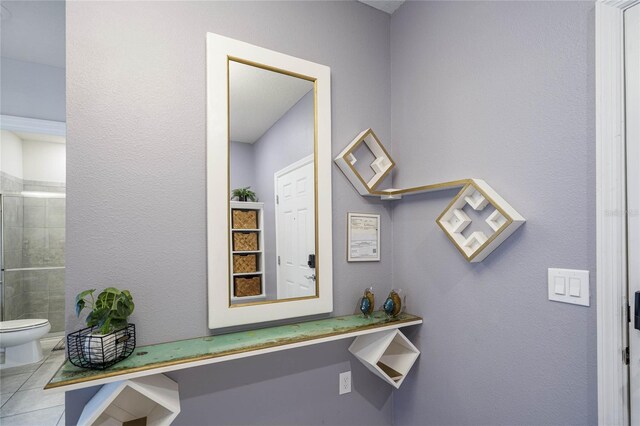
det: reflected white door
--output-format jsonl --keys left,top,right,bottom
{"left": 627, "top": 4, "right": 640, "bottom": 424}
{"left": 275, "top": 155, "right": 315, "bottom": 299}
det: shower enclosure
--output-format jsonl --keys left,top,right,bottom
{"left": 0, "top": 192, "right": 66, "bottom": 334}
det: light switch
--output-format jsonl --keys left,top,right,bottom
{"left": 548, "top": 268, "right": 589, "bottom": 306}
{"left": 554, "top": 277, "right": 566, "bottom": 295}
{"left": 569, "top": 278, "right": 581, "bottom": 297}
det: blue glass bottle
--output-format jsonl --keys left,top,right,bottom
{"left": 383, "top": 289, "right": 402, "bottom": 318}
{"left": 359, "top": 287, "right": 375, "bottom": 318}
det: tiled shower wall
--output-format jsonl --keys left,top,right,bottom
{"left": 23, "top": 179, "right": 66, "bottom": 194}
{"left": 1, "top": 172, "right": 65, "bottom": 332}
{"left": 1, "top": 172, "right": 23, "bottom": 193}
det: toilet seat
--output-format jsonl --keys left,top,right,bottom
{"left": 0, "top": 319, "right": 50, "bottom": 333}
{"left": 0, "top": 319, "right": 51, "bottom": 369}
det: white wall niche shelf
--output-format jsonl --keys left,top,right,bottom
{"left": 334, "top": 128, "right": 526, "bottom": 263}
{"left": 348, "top": 329, "right": 420, "bottom": 389}
{"left": 462, "top": 231, "right": 488, "bottom": 253}
{"left": 441, "top": 208, "right": 472, "bottom": 234}
{"left": 464, "top": 189, "right": 489, "bottom": 211}
{"left": 78, "top": 374, "right": 180, "bottom": 426}
{"left": 486, "top": 209, "right": 508, "bottom": 232}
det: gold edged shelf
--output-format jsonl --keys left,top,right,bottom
{"left": 334, "top": 128, "right": 395, "bottom": 195}
{"left": 335, "top": 128, "right": 526, "bottom": 262}
{"left": 436, "top": 179, "right": 525, "bottom": 263}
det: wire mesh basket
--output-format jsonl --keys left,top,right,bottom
{"left": 67, "top": 324, "right": 136, "bottom": 370}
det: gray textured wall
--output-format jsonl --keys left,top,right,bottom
{"left": 0, "top": 57, "right": 66, "bottom": 122}
{"left": 389, "top": 2, "right": 596, "bottom": 425}
{"left": 66, "top": 1, "right": 597, "bottom": 424}
{"left": 65, "top": 1, "right": 393, "bottom": 424}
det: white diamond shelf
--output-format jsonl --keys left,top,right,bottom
{"left": 78, "top": 374, "right": 180, "bottom": 426}
{"left": 335, "top": 128, "right": 395, "bottom": 196}
{"left": 436, "top": 179, "right": 525, "bottom": 263}
{"left": 348, "top": 329, "right": 420, "bottom": 389}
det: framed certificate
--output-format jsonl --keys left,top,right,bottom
{"left": 347, "top": 213, "right": 380, "bottom": 262}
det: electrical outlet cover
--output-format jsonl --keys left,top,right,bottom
{"left": 339, "top": 371, "right": 351, "bottom": 395}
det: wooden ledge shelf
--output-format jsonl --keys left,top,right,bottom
{"left": 45, "top": 312, "right": 422, "bottom": 392}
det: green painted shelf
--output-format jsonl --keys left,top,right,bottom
{"left": 45, "top": 312, "right": 422, "bottom": 392}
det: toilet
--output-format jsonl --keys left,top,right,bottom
{"left": 0, "top": 319, "right": 51, "bottom": 368}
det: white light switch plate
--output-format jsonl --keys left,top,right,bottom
{"left": 548, "top": 268, "right": 589, "bottom": 306}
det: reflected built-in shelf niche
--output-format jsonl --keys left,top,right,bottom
{"left": 335, "top": 128, "right": 525, "bottom": 262}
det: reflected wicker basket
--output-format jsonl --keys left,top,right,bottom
{"left": 232, "top": 209, "right": 257, "bottom": 229}
{"left": 234, "top": 276, "right": 261, "bottom": 297}
{"left": 233, "top": 232, "right": 258, "bottom": 251}
{"left": 233, "top": 254, "right": 257, "bottom": 273}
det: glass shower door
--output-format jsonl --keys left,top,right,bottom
{"left": 1, "top": 194, "right": 25, "bottom": 323}
{"left": 1, "top": 193, "right": 65, "bottom": 333}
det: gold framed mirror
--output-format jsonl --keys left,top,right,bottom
{"left": 227, "top": 57, "right": 318, "bottom": 306}
{"left": 207, "top": 33, "right": 332, "bottom": 329}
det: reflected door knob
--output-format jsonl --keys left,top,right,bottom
{"left": 635, "top": 291, "right": 640, "bottom": 330}
{"left": 305, "top": 274, "right": 316, "bottom": 281}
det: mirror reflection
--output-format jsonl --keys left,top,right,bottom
{"left": 228, "top": 59, "right": 316, "bottom": 305}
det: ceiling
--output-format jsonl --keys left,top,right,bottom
{"left": 229, "top": 60, "right": 314, "bottom": 144}
{"left": 0, "top": 1, "right": 66, "bottom": 68}
{"left": 358, "top": 0, "right": 405, "bottom": 15}
{"left": 12, "top": 130, "right": 65, "bottom": 144}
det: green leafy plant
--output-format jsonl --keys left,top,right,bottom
{"left": 231, "top": 186, "right": 257, "bottom": 202}
{"left": 75, "top": 288, "right": 135, "bottom": 335}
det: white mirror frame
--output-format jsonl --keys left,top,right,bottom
{"left": 206, "top": 33, "right": 333, "bottom": 329}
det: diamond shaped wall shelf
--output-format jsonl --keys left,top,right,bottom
{"left": 348, "top": 329, "right": 420, "bottom": 389}
{"left": 78, "top": 374, "right": 180, "bottom": 426}
{"left": 436, "top": 179, "right": 525, "bottom": 262}
{"left": 335, "top": 129, "right": 526, "bottom": 262}
{"left": 335, "top": 128, "right": 396, "bottom": 196}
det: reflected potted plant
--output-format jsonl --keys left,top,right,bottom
{"left": 231, "top": 186, "right": 257, "bottom": 202}
{"left": 72, "top": 287, "right": 136, "bottom": 368}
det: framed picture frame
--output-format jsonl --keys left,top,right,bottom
{"left": 347, "top": 213, "right": 381, "bottom": 262}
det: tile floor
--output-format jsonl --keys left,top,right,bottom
{"left": 0, "top": 337, "right": 66, "bottom": 426}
